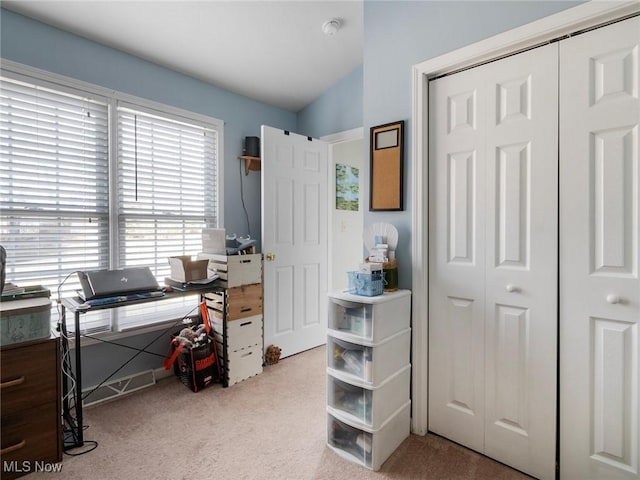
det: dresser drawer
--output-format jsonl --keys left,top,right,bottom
{"left": 1, "top": 402, "right": 62, "bottom": 478}
{"left": 1, "top": 339, "right": 59, "bottom": 414}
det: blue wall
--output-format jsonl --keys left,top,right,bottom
{"left": 360, "top": 0, "right": 584, "bottom": 289}
{"left": 297, "top": 64, "right": 363, "bottom": 139}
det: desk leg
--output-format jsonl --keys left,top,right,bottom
{"left": 60, "top": 305, "right": 84, "bottom": 450}
{"left": 74, "top": 311, "right": 84, "bottom": 447}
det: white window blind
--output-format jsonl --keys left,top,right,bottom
{"left": 116, "top": 105, "right": 218, "bottom": 281}
{"left": 0, "top": 76, "right": 109, "bottom": 305}
{"left": 1, "top": 68, "right": 222, "bottom": 335}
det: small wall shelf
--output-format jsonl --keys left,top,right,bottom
{"left": 239, "top": 156, "right": 261, "bottom": 175}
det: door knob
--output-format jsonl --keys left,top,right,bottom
{"left": 606, "top": 294, "right": 621, "bottom": 304}
{"left": 505, "top": 284, "right": 519, "bottom": 293}
{"left": 265, "top": 253, "right": 276, "bottom": 261}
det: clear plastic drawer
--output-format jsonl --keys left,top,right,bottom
{"left": 327, "top": 401, "right": 410, "bottom": 471}
{"left": 327, "top": 365, "right": 410, "bottom": 429}
{"left": 327, "top": 329, "right": 410, "bottom": 386}
{"left": 327, "top": 290, "right": 411, "bottom": 343}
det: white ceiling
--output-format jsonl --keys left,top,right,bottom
{"left": 2, "top": 0, "right": 364, "bottom": 112}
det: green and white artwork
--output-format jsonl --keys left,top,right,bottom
{"left": 336, "top": 164, "right": 359, "bottom": 211}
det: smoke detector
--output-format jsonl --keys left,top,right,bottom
{"left": 322, "top": 18, "right": 341, "bottom": 36}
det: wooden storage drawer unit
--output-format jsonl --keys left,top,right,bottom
{"left": 211, "top": 314, "right": 262, "bottom": 349}
{"left": 1, "top": 337, "right": 62, "bottom": 480}
{"left": 214, "top": 342, "right": 263, "bottom": 386}
{"left": 205, "top": 284, "right": 263, "bottom": 321}
{"left": 199, "top": 253, "right": 262, "bottom": 288}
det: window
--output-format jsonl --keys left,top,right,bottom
{"left": 0, "top": 66, "right": 222, "bottom": 333}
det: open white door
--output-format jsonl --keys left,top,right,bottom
{"left": 261, "top": 125, "right": 328, "bottom": 358}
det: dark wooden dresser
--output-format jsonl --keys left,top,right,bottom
{"left": 1, "top": 336, "right": 62, "bottom": 479}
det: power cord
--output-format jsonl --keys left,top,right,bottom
{"left": 239, "top": 154, "right": 251, "bottom": 238}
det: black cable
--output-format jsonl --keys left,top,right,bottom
{"left": 239, "top": 155, "right": 251, "bottom": 237}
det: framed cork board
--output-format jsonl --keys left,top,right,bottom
{"left": 370, "top": 120, "right": 404, "bottom": 211}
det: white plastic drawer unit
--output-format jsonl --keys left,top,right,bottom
{"left": 327, "top": 401, "right": 411, "bottom": 471}
{"left": 327, "top": 365, "right": 410, "bottom": 429}
{"left": 327, "top": 329, "right": 410, "bottom": 385}
{"left": 327, "top": 290, "right": 411, "bottom": 343}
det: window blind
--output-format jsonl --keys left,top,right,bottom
{"left": 116, "top": 105, "right": 218, "bottom": 281}
{"left": 0, "top": 76, "right": 109, "bottom": 305}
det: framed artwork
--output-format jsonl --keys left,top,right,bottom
{"left": 370, "top": 120, "right": 404, "bottom": 211}
{"left": 335, "top": 164, "right": 359, "bottom": 211}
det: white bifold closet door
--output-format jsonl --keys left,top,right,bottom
{"left": 428, "top": 43, "right": 559, "bottom": 480}
{"left": 560, "top": 16, "right": 640, "bottom": 480}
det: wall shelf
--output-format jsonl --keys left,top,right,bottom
{"left": 239, "top": 155, "right": 261, "bottom": 175}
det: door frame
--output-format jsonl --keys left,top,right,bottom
{"left": 410, "top": 0, "right": 640, "bottom": 435}
{"left": 321, "top": 127, "right": 364, "bottom": 293}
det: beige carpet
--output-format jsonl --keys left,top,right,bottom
{"left": 26, "top": 346, "right": 531, "bottom": 480}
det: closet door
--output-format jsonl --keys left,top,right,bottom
{"left": 428, "top": 57, "right": 488, "bottom": 453}
{"left": 560, "top": 16, "right": 640, "bottom": 480}
{"left": 429, "top": 43, "right": 558, "bottom": 480}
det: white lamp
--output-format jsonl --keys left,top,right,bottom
{"left": 322, "top": 18, "right": 341, "bottom": 36}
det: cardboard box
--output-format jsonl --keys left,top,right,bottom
{"left": 168, "top": 256, "right": 209, "bottom": 282}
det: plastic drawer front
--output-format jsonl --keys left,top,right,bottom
{"left": 327, "top": 290, "right": 410, "bottom": 343}
{"left": 215, "top": 342, "right": 263, "bottom": 386}
{"left": 211, "top": 314, "right": 262, "bottom": 350}
{"left": 327, "top": 329, "right": 410, "bottom": 386}
{"left": 327, "top": 401, "right": 410, "bottom": 471}
{"left": 327, "top": 365, "right": 410, "bottom": 429}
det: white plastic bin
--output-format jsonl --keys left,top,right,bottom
{"left": 327, "top": 365, "right": 410, "bottom": 429}
{"left": 327, "top": 290, "right": 411, "bottom": 343}
{"left": 327, "top": 329, "right": 410, "bottom": 386}
{"left": 327, "top": 401, "right": 411, "bottom": 471}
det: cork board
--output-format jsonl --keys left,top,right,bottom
{"left": 370, "top": 120, "right": 404, "bottom": 211}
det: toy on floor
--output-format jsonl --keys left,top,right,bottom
{"left": 264, "top": 344, "right": 282, "bottom": 365}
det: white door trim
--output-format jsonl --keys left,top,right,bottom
{"left": 410, "top": 0, "right": 640, "bottom": 435}
{"left": 321, "top": 127, "right": 364, "bottom": 295}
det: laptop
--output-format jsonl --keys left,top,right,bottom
{"left": 78, "top": 267, "right": 160, "bottom": 300}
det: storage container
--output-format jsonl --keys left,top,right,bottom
{"left": 327, "top": 365, "right": 410, "bottom": 429}
{"left": 347, "top": 271, "right": 384, "bottom": 296}
{"left": 327, "top": 401, "right": 411, "bottom": 471}
{"left": 327, "top": 328, "right": 410, "bottom": 385}
{"left": 210, "top": 314, "right": 262, "bottom": 348}
{"left": 215, "top": 342, "right": 263, "bottom": 386}
{"left": 198, "top": 253, "right": 262, "bottom": 288}
{"left": 168, "top": 256, "right": 209, "bottom": 282}
{"left": 327, "top": 290, "right": 411, "bottom": 343}
{"left": 1, "top": 296, "right": 52, "bottom": 346}
{"left": 204, "top": 284, "right": 262, "bottom": 321}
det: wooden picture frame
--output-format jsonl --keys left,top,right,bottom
{"left": 369, "top": 120, "right": 404, "bottom": 211}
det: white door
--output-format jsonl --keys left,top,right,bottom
{"left": 261, "top": 125, "right": 328, "bottom": 358}
{"left": 429, "top": 43, "right": 558, "bottom": 480}
{"left": 560, "top": 16, "right": 640, "bottom": 480}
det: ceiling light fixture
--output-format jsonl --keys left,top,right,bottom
{"left": 322, "top": 18, "right": 341, "bottom": 36}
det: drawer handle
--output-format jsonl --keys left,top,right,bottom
{"left": 0, "top": 376, "right": 25, "bottom": 389}
{"left": 240, "top": 307, "right": 252, "bottom": 312}
{"left": 240, "top": 321, "right": 252, "bottom": 327}
{"left": 0, "top": 439, "right": 27, "bottom": 455}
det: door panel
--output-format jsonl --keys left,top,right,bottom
{"left": 560, "top": 16, "right": 640, "bottom": 480}
{"left": 429, "top": 43, "right": 558, "bottom": 480}
{"left": 484, "top": 44, "right": 558, "bottom": 480}
{"left": 429, "top": 66, "right": 486, "bottom": 453}
{"left": 262, "top": 126, "right": 328, "bottom": 358}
